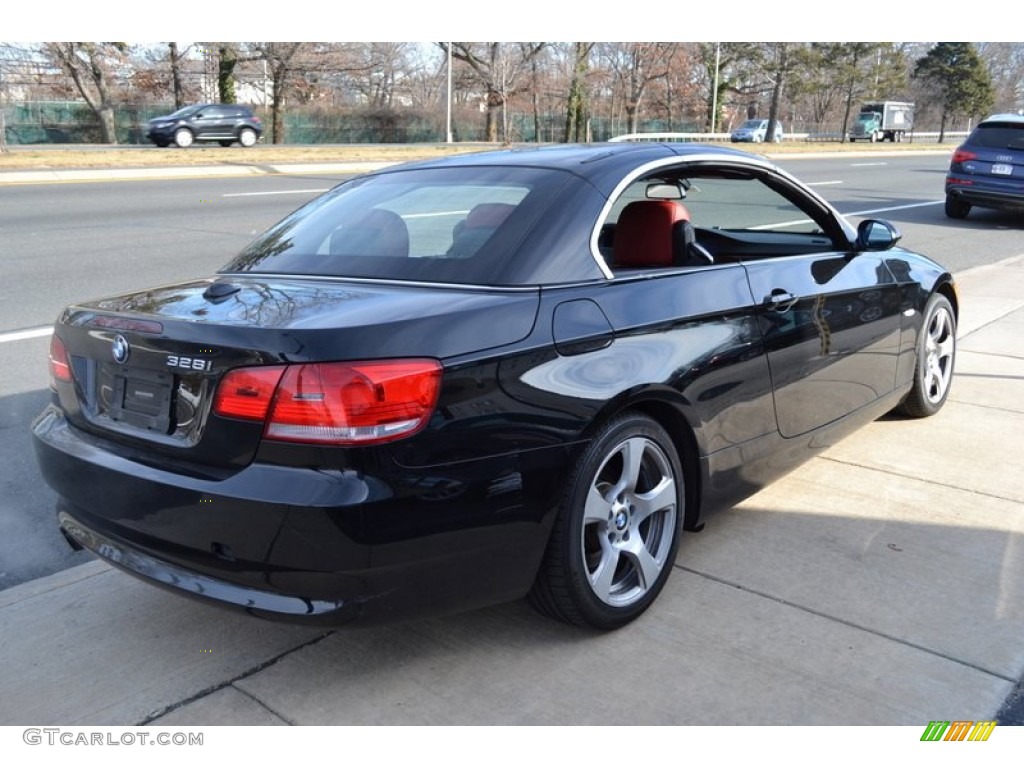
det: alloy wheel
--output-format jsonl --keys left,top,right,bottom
{"left": 581, "top": 435, "right": 678, "bottom": 607}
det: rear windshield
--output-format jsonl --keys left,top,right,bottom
{"left": 222, "top": 166, "right": 570, "bottom": 285}
{"left": 968, "top": 123, "right": 1024, "bottom": 150}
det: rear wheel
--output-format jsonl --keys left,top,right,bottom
{"left": 529, "top": 413, "right": 684, "bottom": 629}
{"left": 897, "top": 293, "right": 956, "bottom": 418}
{"left": 238, "top": 128, "right": 258, "bottom": 147}
{"left": 945, "top": 195, "right": 971, "bottom": 219}
{"left": 174, "top": 128, "right": 194, "bottom": 148}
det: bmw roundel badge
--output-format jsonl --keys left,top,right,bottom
{"left": 112, "top": 334, "right": 130, "bottom": 365}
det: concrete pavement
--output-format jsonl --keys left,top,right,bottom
{"left": 1, "top": 254, "right": 1022, "bottom": 726}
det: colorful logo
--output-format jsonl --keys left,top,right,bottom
{"left": 920, "top": 721, "right": 997, "bottom": 741}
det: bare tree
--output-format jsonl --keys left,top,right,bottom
{"left": 168, "top": 42, "right": 187, "bottom": 108}
{"left": 564, "top": 43, "right": 594, "bottom": 142}
{"left": 695, "top": 43, "right": 764, "bottom": 132}
{"left": 442, "top": 42, "right": 546, "bottom": 141}
{"left": 253, "top": 42, "right": 307, "bottom": 143}
{"left": 44, "top": 42, "right": 126, "bottom": 144}
{"left": 599, "top": 43, "right": 678, "bottom": 134}
{"left": 764, "top": 43, "right": 799, "bottom": 141}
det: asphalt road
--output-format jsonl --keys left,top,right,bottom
{"left": 1, "top": 153, "right": 1021, "bottom": 589}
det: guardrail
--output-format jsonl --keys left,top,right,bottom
{"left": 610, "top": 131, "right": 970, "bottom": 144}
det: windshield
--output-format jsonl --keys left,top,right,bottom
{"left": 739, "top": 120, "right": 763, "bottom": 130}
{"left": 221, "top": 166, "right": 575, "bottom": 285}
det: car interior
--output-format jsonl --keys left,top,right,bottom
{"left": 599, "top": 166, "right": 844, "bottom": 274}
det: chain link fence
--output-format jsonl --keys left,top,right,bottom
{"left": 3, "top": 101, "right": 915, "bottom": 146}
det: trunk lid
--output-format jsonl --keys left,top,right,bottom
{"left": 54, "top": 276, "right": 539, "bottom": 468}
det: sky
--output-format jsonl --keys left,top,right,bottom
{"left": 5, "top": 5, "right": 993, "bottom": 45}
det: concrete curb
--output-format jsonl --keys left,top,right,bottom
{"left": 0, "top": 161, "right": 396, "bottom": 185}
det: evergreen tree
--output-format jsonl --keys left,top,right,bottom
{"left": 914, "top": 43, "right": 995, "bottom": 142}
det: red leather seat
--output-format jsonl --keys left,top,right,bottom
{"left": 612, "top": 200, "right": 691, "bottom": 268}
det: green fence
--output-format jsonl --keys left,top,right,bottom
{"left": 1, "top": 101, "right": 709, "bottom": 146}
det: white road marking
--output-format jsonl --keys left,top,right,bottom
{"left": 0, "top": 326, "right": 51, "bottom": 344}
{"left": 222, "top": 188, "right": 328, "bottom": 198}
{"left": 848, "top": 200, "right": 943, "bottom": 216}
{"left": 745, "top": 199, "right": 943, "bottom": 231}
{"left": 807, "top": 181, "right": 844, "bottom": 186}
{"left": 850, "top": 162, "right": 888, "bottom": 167}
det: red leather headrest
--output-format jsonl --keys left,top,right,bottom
{"left": 613, "top": 200, "right": 690, "bottom": 268}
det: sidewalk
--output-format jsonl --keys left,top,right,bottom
{"left": 1, "top": 256, "right": 1022, "bottom": 726}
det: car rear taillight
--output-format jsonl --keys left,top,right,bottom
{"left": 951, "top": 148, "right": 977, "bottom": 164}
{"left": 49, "top": 334, "right": 71, "bottom": 385}
{"left": 214, "top": 366, "right": 286, "bottom": 420}
{"left": 214, "top": 360, "right": 442, "bottom": 445}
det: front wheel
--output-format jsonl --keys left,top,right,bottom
{"left": 897, "top": 293, "right": 956, "bottom": 418}
{"left": 529, "top": 413, "right": 684, "bottom": 629}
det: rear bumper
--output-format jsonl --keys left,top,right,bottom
{"left": 946, "top": 178, "right": 1024, "bottom": 210}
{"left": 33, "top": 405, "right": 568, "bottom": 626}
{"left": 58, "top": 509, "right": 356, "bottom": 623}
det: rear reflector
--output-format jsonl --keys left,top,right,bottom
{"left": 213, "top": 359, "right": 442, "bottom": 445}
{"left": 49, "top": 335, "right": 72, "bottom": 385}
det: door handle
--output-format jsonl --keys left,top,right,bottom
{"left": 765, "top": 289, "right": 798, "bottom": 312}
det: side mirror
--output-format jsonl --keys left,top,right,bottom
{"left": 856, "top": 219, "right": 902, "bottom": 251}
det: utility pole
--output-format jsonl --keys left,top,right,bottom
{"left": 446, "top": 43, "right": 453, "bottom": 143}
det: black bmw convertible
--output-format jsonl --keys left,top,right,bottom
{"left": 32, "top": 143, "right": 957, "bottom": 630}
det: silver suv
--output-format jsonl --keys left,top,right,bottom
{"left": 730, "top": 119, "right": 784, "bottom": 143}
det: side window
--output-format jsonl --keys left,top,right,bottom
{"left": 683, "top": 177, "right": 821, "bottom": 235}
{"left": 599, "top": 169, "right": 840, "bottom": 272}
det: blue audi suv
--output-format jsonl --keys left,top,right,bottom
{"left": 945, "top": 113, "right": 1024, "bottom": 219}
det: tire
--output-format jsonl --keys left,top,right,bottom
{"left": 897, "top": 293, "right": 956, "bottom": 418}
{"left": 218, "top": 140, "right": 233, "bottom": 147}
{"left": 238, "top": 128, "right": 257, "bottom": 147}
{"left": 869, "top": 131, "right": 877, "bottom": 143}
{"left": 529, "top": 412, "right": 684, "bottom": 629}
{"left": 174, "top": 128, "right": 194, "bottom": 148}
{"left": 945, "top": 195, "right": 971, "bottom": 219}
{"left": 848, "top": 137, "right": 856, "bottom": 143}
